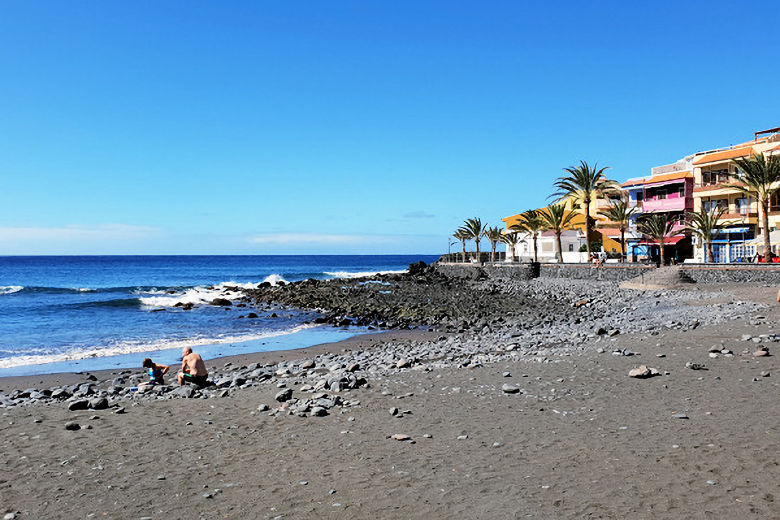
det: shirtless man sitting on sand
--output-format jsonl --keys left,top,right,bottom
{"left": 177, "top": 346, "right": 209, "bottom": 386}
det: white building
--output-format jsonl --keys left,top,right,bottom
{"left": 505, "top": 229, "right": 588, "bottom": 263}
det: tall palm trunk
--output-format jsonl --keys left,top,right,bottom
{"left": 474, "top": 240, "right": 481, "bottom": 262}
{"left": 583, "top": 195, "right": 592, "bottom": 256}
{"left": 555, "top": 232, "right": 563, "bottom": 263}
{"left": 532, "top": 233, "right": 539, "bottom": 263}
{"left": 761, "top": 198, "right": 772, "bottom": 260}
{"left": 461, "top": 241, "right": 467, "bottom": 263}
{"left": 619, "top": 229, "right": 626, "bottom": 262}
{"left": 707, "top": 242, "right": 714, "bottom": 263}
{"left": 491, "top": 243, "right": 496, "bottom": 262}
{"left": 659, "top": 242, "right": 666, "bottom": 266}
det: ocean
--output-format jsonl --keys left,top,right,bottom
{"left": 0, "top": 255, "right": 438, "bottom": 377}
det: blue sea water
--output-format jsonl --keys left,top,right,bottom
{"left": 0, "top": 255, "right": 438, "bottom": 376}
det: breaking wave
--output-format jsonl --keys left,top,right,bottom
{"left": 0, "top": 323, "right": 320, "bottom": 369}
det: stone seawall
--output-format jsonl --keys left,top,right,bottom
{"left": 680, "top": 265, "right": 780, "bottom": 284}
{"left": 434, "top": 261, "right": 780, "bottom": 285}
{"left": 434, "top": 262, "right": 536, "bottom": 281}
{"left": 539, "top": 263, "right": 656, "bottom": 282}
{"left": 434, "top": 262, "right": 651, "bottom": 282}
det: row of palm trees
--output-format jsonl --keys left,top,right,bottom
{"left": 452, "top": 152, "right": 780, "bottom": 264}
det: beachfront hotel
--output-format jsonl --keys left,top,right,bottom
{"left": 689, "top": 128, "right": 780, "bottom": 262}
{"left": 501, "top": 126, "right": 780, "bottom": 263}
{"left": 615, "top": 157, "right": 695, "bottom": 263}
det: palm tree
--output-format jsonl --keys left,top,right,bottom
{"left": 484, "top": 226, "right": 503, "bottom": 262}
{"left": 452, "top": 229, "right": 469, "bottom": 263}
{"left": 681, "top": 207, "right": 730, "bottom": 263}
{"left": 460, "top": 218, "right": 487, "bottom": 262}
{"left": 510, "top": 209, "right": 546, "bottom": 263}
{"left": 552, "top": 161, "right": 619, "bottom": 257}
{"left": 598, "top": 199, "right": 637, "bottom": 262}
{"left": 729, "top": 153, "right": 780, "bottom": 260}
{"left": 637, "top": 213, "right": 678, "bottom": 266}
{"left": 500, "top": 231, "right": 521, "bottom": 262}
{"left": 539, "top": 203, "right": 579, "bottom": 263}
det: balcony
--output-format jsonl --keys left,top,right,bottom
{"left": 721, "top": 211, "right": 758, "bottom": 220}
{"left": 642, "top": 196, "right": 692, "bottom": 213}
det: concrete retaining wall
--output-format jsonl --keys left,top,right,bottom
{"left": 434, "top": 261, "right": 780, "bottom": 284}
{"left": 538, "top": 263, "right": 656, "bottom": 281}
{"left": 434, "top": 262, "right": 649, "bottom": 282}
{"left": 680, "top": 265, "right": 780, "bottom": 284}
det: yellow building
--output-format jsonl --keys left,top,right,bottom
{"left": 690, "top": 127, "right": 780, "bottom": 262}
{"left": 501, "top": 191, "right": 624, "bottom": 259}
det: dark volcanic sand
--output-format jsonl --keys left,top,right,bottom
{"left": 0, "top": 283, "right": 778, "bottom": 519}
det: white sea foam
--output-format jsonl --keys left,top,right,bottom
{"left": 0, "top": 323, "right": 320, "bottom": 369}
{"left": 0, "top": 286, "right": 24, "bottom": 295}
{"left": 262, "top": 274, "right": 288, "bottom": 286}
{"left": 324, "top": 270, "right": 406, "bottom": 279}
{"left": 137, "top": 280, "right": 268, "bottom": 308}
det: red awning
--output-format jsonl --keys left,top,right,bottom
{"left": 638, "top": 236, "right": 686, "bottom": 246}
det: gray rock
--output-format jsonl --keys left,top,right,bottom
{"left": 310, "top": 406, "right": 327, "bottom": 417}
{"left": 51, "top": 388, "right": 71, "bottom": 399}
{"left": 68, "top": 399, "right": 90, "bottom": 411}
{"left": 89, "top": 397, "right": 109, "bottom": 410}
{"left": 275, "top": 388, "right": 293, "bottom": 402}
{"left": 172, "top": 386, "right": 196, "bottom": 398}
{"left": 65, "top": 421, "right": 81, "bottom": 430}
{"left": 501, "top": 384, "right": 520, "bottom": 394}
{"left": 396, "top": 358, "right": 412, "bottom": 369}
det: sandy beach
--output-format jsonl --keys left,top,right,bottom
{"left": 0, "top": 278, "right": 778, "bottom": 519}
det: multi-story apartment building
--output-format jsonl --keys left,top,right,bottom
{"left": 690, "top": 128, "right": 780, "bottom": 262}
{"left": 611, "top": 160, "right": 694, "bottom": 263}
{"left": 620, "top": 176, "right": 646, "bottom": 259}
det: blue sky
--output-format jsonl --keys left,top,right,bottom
{"left": 1, "top": 1, "right": 778, "bottom": 254}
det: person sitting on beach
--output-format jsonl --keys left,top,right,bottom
{"left": 139, "top": 358, "right": 169, "bottom": 388}
{"left": 177, "top": 346, "right": 209, "bottom": 386}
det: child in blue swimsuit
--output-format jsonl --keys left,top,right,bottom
{"left": 139, "top": 358, "right": 170, "bottom": 388}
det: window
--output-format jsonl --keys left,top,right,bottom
{"left": 677, "top": 186, "right": 685, "bottom": 197}
{"left": 702, "top": 168, "right": 730, "bottom": 186}
{"left": 568, "top": 244, "right": 574, "bottom": 252}
{"left": 636, "top": 191, "right": 644, "bottom": 201}
{"left": 771, "top": 193, "right": 780, "bottom": 211}
{"left": 736, "top": 197, "right": 753, "bottom": 214}
{"left": 705, "top": 199, "right": 729, "bottom": 212}
{"left": 657, "top": 189, "right": 667, "bottom": 200}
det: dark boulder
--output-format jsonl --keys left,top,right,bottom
{"left": 68, "top": 399, "right": 90, "bottom": 411}
{"left": 211, "top": 298, "right": 232, "bottom": 306}
{"left": 408, "top": 261, "right": 428, "bottom": 276}
{"left": 89, "top": 397, "right": 109, "bottom": 410}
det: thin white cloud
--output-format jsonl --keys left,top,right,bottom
{"left": 249, "top": 233, "right": 393, "bottom": 245}
{"left": 0, "top": 224, "right": 159, "bottom": 242}
{"left": 403, "top": 211, "right": 435, "bottom": 219}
